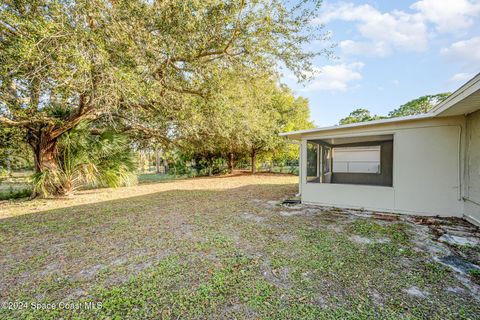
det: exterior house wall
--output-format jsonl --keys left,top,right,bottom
{"left": 300, "top": 116, "right": 465, "bottom": 217}
{"left": 392, "top": 125, "right": 462, "bottom": 215}
{"left": 465, "top": 110, "right": 480, "bottom": 224}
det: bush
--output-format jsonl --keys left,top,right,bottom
{"left": 0, "top": 186, "right": 32, "bottom": 200}
{"left": 0, "top": 168, "right": 8, "bottom": 182}
{"left": 32, "top": 124, "right": 137, "bottom": 197}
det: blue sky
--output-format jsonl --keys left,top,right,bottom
{"left": 282, "top": 0, "right": 480, "bottom": 127}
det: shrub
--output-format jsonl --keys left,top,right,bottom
{"left": 0, "top": 186, "right": 32, "bottom": 200}
{"left": 32, "top": 124, "right": 137, "bottom": 197}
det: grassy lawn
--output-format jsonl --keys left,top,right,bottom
{"left": 0, "top": 171, "right": 32, "bottom": 200}
{"left": 0, "top": 174, "right": 479, "bottom": 319}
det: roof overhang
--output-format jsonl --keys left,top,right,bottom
{"left": 279, "top": 114, "right": 432, "bottom": 140}
{"left": 431, "top": 72, "right": 480, "bottom": 117}
{"left": 309, "top": 134, "right": 393, "bottom": 146}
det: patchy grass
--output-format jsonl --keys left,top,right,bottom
{"left": 0, "top": 174, "right": 479, "bottom": 319}
{"left": 137, "top": 172, "right": 190, "bottom": 184}
{"left": 469, "top": 269, "right": 480, "bottom": 284}
{"left": 347, "top": 219, "right": 411, "bottom": 243}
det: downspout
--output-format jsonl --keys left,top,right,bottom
{"left": 457, "top": 124, "right": 462, "bottom": 201}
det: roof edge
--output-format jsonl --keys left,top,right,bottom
{"left": 430, "top": 72, "right": 480, "bottom": 116}
{"left": 279, "top": 113, "right": 433, "bottom": 138}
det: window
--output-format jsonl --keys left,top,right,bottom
{"left": 306, "top": 142, "right": 319, "bottom": 182}
{"left": 332, "top": 146, "right": 381, "bottom": 174}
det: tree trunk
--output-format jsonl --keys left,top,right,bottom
{"left": 140, "top": 149, "right": 147, "bottom": 172}
{"left": 163, "top": 159, "right": 169, "bottom": 175}
{"left": 5, "top": 149, "right": 11, "bottom": 175}
{"left": 27, "top": 130, "right": 64, "bottom": 197}
{"left": 251, "top": 148, "right": 257, "bottom": 175}
{"left": 208, "top": 157, "right": 213, "bottom": 176}
{"left": 28, "top": 132, "right": 59, "bottom": 173}
{"left": 155, "top": 146, "right": 161, "bottom": 174}
{"left": 228, "top": 152, "right": 234, "bottom": 174}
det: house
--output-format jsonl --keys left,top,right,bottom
{"left": 281, "top": 73, "right": 480, "bottom": 226}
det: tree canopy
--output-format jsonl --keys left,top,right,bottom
{"left": 339, "top": 108, "right": 385, "bottom": 125}
{"left": 176, "top": 73, "right": 313, "bottom": 174}
{"left": 388, "top": 93, "right": 450, "bottom": 117}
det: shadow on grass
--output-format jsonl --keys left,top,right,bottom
{"left": 0, "top": 181, "right": 294, "bottom": 230}
{"left": 0, "top": 173, "right": 297, "bottom": 218}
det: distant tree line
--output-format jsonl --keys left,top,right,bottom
{"left": 339, "top": 93, "right": 451, "bottom": 125}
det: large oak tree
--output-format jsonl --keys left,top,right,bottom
{"left": 0, "top": 0, "right": 327, "bottom": 194}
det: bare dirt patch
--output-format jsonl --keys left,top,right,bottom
{"left": 349, "top": 235, "right": 390, "bottom": 245}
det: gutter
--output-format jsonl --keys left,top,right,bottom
{"left": 279, "top": 114, "right": 432, "bottom": 138}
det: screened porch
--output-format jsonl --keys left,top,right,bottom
{"left": 305, "top": 134, "right": 393, "bottom": 187}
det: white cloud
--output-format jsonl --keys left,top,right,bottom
{"left": 315, "top": 1, "right": 480, "bottom": 57}
{"left": 304, "top": 62, "right": 364, "bottom": 92}
{"left": 315, "top": 3, "right": 428, "bottom": 56}
{"left": 339, "top": 40, "right": 391, "bottom": 57}
{"left": 449, "top": 72, "right": 474, "bottom": 82}
{"left": 441, "top": 37, "right": 480, "bottom": 65}
{"left": 411, "top": 0, "right": 480, "bottom": 33}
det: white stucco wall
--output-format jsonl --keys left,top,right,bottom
{"left": 302, "top": 183, "right": 395, "bottom": 212}
{"left": 300, "top": 116, "right": 465, "bottom": 217}
{"left": 393, "top": 125, "right": 462, "bottom": 215}
{"left": 464, "top": 110, "right": 480, "bottom": 224}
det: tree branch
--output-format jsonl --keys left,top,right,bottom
{"left": 50, "top": 111, "right": 97, "bottom": 139}
{"left": 121, "top": 125, "right": 171, "bottom": 144}
{"left": 0, "top": 116, "right": 51, "bottom": 129}
{"left": 0, "top": 116, "right": 26, "bottom": 127}
{"left": 161, "top": 83, "right": 204, "bottom": 97}
{"left": 108, "top": 112, "right": 172, "bottom": 144}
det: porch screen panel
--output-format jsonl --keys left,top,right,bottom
{"left": 322, "top": 146, "right": 332, "bottom": 174}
